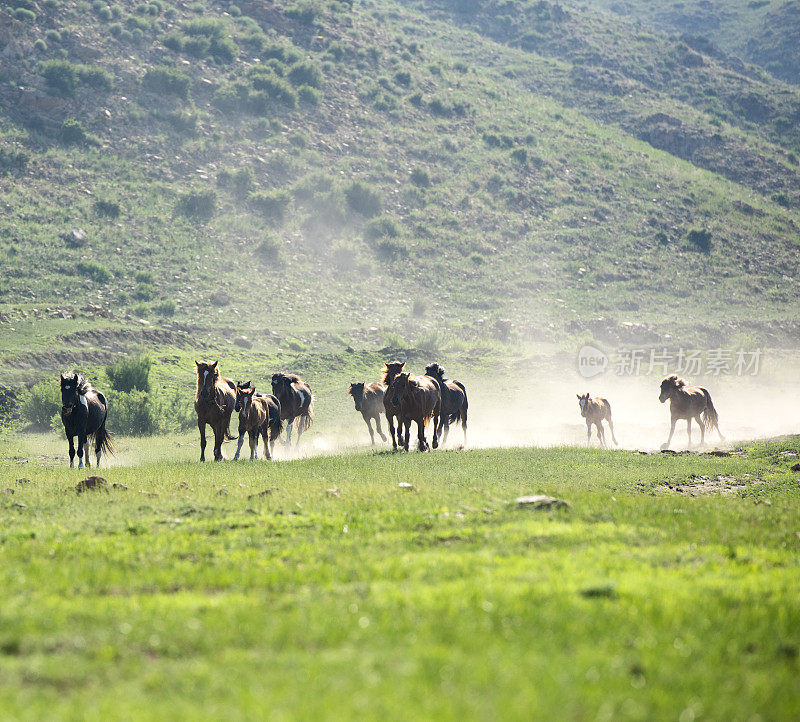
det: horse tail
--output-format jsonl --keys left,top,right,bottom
{"left": 96, "top": 421, "right": 114, "bottom": 456}
{"left": 454, "top": 381, "right": 468, "bottom": 427}
{"left": 298, "top": 396, "right": 313, "bottom": 434}
{"left": 701, "top": 389, "right": 724, "bottom": 439}
{"left": 269, "top": 401, "right": 283, "bottom": 442}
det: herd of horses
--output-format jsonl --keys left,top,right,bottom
{"left": 56, "top": 363, "right": 724, "bottom": 468}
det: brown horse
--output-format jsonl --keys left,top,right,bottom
{"left": 381, "top": 361, "right": 406, "bottom": 450}
{"left": 659, "top": 375, "right": 724, "bottom": 450}
{"left": 390, "top": 371, "right": 441, "bottom": 452}
{"left": 424, "top": 363, "right": 467, "bottom": 446}
{"left": 577, "top": 393, "right": 618, "bottom": 449}
{"left": 233, "top": 381, "right": 283, "bottom": 460}
{"left": 271, "top": 372, "right": 313, "bottom": 446}
{"left": 348, "top": 382, "right": 387, "bottom": 445}
{"left": 195, "top": 360, "right": 236, "bottom": 461}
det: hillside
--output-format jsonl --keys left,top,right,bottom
{"left": 1, "top": 0, "right": 799, "bottom": 392}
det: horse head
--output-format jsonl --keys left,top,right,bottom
{"left": 195, "top": 360, "right": 219, "bottom": 401}
{"left": 659, "top": 375, "right": 683, "bottom": 403}
{"left": 271, "top": 373, "right": 289, "bottom": 398}
{"left": 577, "top": 392, "right": 589, "bottom": 416}
{"left": 390, "top": 372, "right": 410, "bottom": 407}
{"left": 60, "top": 372, "right": 83, "bottom": 415}
{"left": 348, "top": 382, "right": 365, "bottom": 411}
{"left": 235, "top": 381, "right": 254, "bottom": 414}
{"left": 424, "top": 362, "right": 445, "bottom": 381}
{"left": 381, "top": 360, "right": 405, "bottom": 385}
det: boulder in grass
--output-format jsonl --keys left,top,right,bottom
{"left": 514, "top": 495, "right": 569, "bottom": 510}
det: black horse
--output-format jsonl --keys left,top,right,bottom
{"left": 60, "top": 373, "right": 113, "bottom": 468}
{"left": 424, "top": 362, "right": 468, "bottom": 446}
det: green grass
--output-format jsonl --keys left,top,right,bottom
{"left": 0, "top": 438, "right": 798, "bottom": 719}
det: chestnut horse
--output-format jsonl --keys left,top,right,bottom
{"left": 60, "top": 372, "right": 113, "bottom": 468}
{"left": 271, "top": 373, "right": 313, "bottom": 446}
{"left": 195, "top": 360, "right": 237, "bottom": 461}
{"left": 233, "top": 381, "right": 283, "bottom": 460}
{"left": 577, "top": 393, "right": 617, "bottom": 449}
{"left": 381, "top": 361, "right": 406, "bottom": 450}
{"left": 390, "top": 371, "right": 441, "bottom": 451}
{"left": 424, "top": 363, "right": 467, "bottom": 446}
{"left": 659, "top": 375, "right": 724, "bottom": 450}
{"left": 348, "top": 381, "right": 387, "bottom": 445}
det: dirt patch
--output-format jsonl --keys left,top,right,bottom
{"left": 658, "top": 473, "right": 763, "bottom": 496}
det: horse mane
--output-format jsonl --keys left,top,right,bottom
{"left": 283, "top": 373, "right": 303, "bottom": 384}
{"left": 75, "top": 374, "right": 91, "bottom": 394}
{"left": 424, "top": 363, "right": 447, "bottom": 382}
{"left": 381, "top": 361, "right": 404, "bottom": 385}
{"left": 664, "top": 375, "right": 686, "bottom": 388}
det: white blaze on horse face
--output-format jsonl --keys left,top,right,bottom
{"left": 579, "top": 397, "right": 587, "bottom": 412}
{"left": 203, "top": 370, "right": 209, "bottom": 385}
{"left": 64, "top": 385, "right": 71, "bottom": 390}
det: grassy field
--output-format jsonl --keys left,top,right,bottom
{"left": 1, "top": 436, "right": 798, "bottom": 719}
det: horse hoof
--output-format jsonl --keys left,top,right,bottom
{"left": 660, "top": 443, "right": 669, "bottom": 451}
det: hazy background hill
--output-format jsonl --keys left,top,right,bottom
{"left": 0, "top": 0, "right": 799, "bottom": 410}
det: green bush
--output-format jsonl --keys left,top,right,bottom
{"left": 0, "top": 146, "right": 30, "bottom": 173}
{"left": 20, "top": 380, "right": 61, "bottom": 429}
{"left": 13, "top": 7, "right": 36, "bottom": 21}
{"left": 409, "top": 168, "right": 430, "bottom": 187}
{"left": 248, "top": 189, "right": 291, "bottom": 223}
{"left": 78, "top": 65, "right": 113, "bottom": 91}
{"left": 231, "top": 167, "right": 253, "bottom": 198}
{"left": 161, "top": 31, "right": 184, "bottom": 52}
{"left": 142, "top": 66, "right": 191, "bottom": 99}
{"left": 76, "top": 260, "right": 112, "bottom": 283}
{"left": 45, "top": 29, "right": 62, "bottom": 42}
{"left": 40, "top": 59, "right": 79, "bottom": 95}
{"left": 59, "top": 119, "right": 89, "bottom": 145}
{"left": 106, "top": 355, "right": 151, "bottom": 393}
{"left": 255, "top": 236, "right": 281, "bottom": 262}
{"left": 686, "top": 228, "right": 712, "bottom": 253}
{"left": 34, "top": 39, "right": 48, "bottom": 52}
{"left": 285, "top": 1, "right": 317, "bottom": 25}
{"left": 94, "top": 199, "right": 121, "bottom": 217}
{"left": 176, "top": 188, "right": 216, "bottom": 220}
{"left": 152, "top": 299, "right": 176, "bottom": 317}
{"left": 97, "top": 5, "right": 112, "bottom": 20}
{"left": 363, "top": 216, "right": 399, "bottom": 242}
{"left": 210, "top": 35, "right": 238, "bottom": 63}
{"left": 297, "top": 85, "right": 320, "bottom": 105}
{"left": 393, "top": 70, "right": 411, "bottom": 87}
{"left": 248, "top": 67, "right": 297, "bottom": 107}
{"left": 109, "top": 389, "right": 160, "bottom": 435}
{"left": 109, "top": 22, "right": 123, "bottom": 37}
{"left": 184, "top": 35, "right": 210, "bottom": 57}
{"left": 345, "top": 180, "right": 382, "bottom": 218}
{"left": 183, "top": 16, "right": 226, "bottom": 37}
{"left": 287, "top": 61, "right": 322, "bottom": 88}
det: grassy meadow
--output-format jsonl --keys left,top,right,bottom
{"left": 1, "top": 437, "right": 798, "bottom": 719}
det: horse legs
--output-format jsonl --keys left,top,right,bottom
{"left": 416, "top": 418, "right": 428, "bottom": 452}
{"left": 76, "top": 432, "right": 87, "bottom": 469}
{"left": 586, "top": 420, "right": 592, "bottom": 445}
{"left": 249, "top": 429, "right": 258, "bottom": 459}
{"left": 695, "top": 414, "right": 705, "bottom": 446}
{"left": 67, "top": 434, "right": 76, "bottom": 467}
{"left": 387, "top": 413, "right": 397, "bottom": 450}
{"left": 374, "top": 414, "right": 387, "bottom": 443}
{"left": 686, "top": 417, "right": 693, "bottom": 449}
{"left": 261, "top": 427, "right": 271, "bottom": 460}
{"left": 606, "top": 415, "right": 618, "bottom": 446}
{"left": 431, "top": 401, "right": 440, "bottom": 450}
{"left": 198, "top": 420, "right": 207, "bottom": 462}
{"left": 661, "top": 417, "right": 677, "bottom": 451}
{"left": 213, "top": 423, "right": 224, "bottom": 461}
{"left": 461, "top": 408, "right": 468, "bottom": 446}
{"left": 285, "top": 417, "right": 294, "bottom": 447}
{"left": 364, "top": 414, "right": 376, "bottom": 446}
{"left": 440, "top": 418, "right": 450, "bottom": 448}
{"left": 233, "top": 429, "right": 246, "bottom": 460}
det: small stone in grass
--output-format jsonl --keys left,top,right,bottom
{"left": 398, "top": 482, "right": 414, "bottom": 490}
{"left": 515, "top": 495, "right": 569, "bottom": 510}
{"left": 326, "top": 488, "right": 340, "bottom": 497}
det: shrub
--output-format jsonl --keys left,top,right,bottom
{"left": 363, "top": 216, "right": 399, "bottom": 241}
{"left": 248, "top": 67, "right": 297, "bottom": 107}
{"left": 285, "top": 1, "right": 317, "bottom": 25}
{"left": 34, "top": 39, "right": 48, "bottom": 52}
{"left": 109, "top": 22, "right": 123, "bottom": 37}
{"left": 287, "top": 61, "right": 322, "bottom": 88}
{"left": 142, "top": 66, "right": 191, "bottom": 99}
{"left": 76, "top": 260, "right": 112, "bottom": 283}
{"left": 511, "top": 147, "right": 528, "bottom": 164}
{"left": 409, "top": 168, "right": 430, "bottom": 187}
{"left": 45, "top": 29, "right": 62, "bottom": 42}
{"left": 393, "top": 70, "right": 411, "bottom": 87}
{"left": 372, "top": 238, "right": 407, "bottom": 261}
{"left": 78, "top": 65, "right": 113, "bottom": 92}
{"left": 13, "top": 7, "right": 36, "bottom": 21}
{"left": 106, "top": 355, "right": 151, "bottom": 393}
{"left": 248, "top": 189, "right": 291, "bottom": 223}
{"left": 176, "top": 188, "right": 216, "bottom": 220}
{"left": 686, "top": 228, "right": 712, "bottom": 253}
{"left": 0, "top": 146, "right": 30, "bottom": 173}
{"left": 183, "top": 17, "right": 226, "bottom": 37}
{"left": 184, "top": 35, "right": 210, "bottom": 57}
{"left": 97, "top": 5, "right": 113, "bottom": 20}
{"left": 153, "top": 299, "right": 176, "bottom": 317}
{"left": 20, "top": 380, "right": 61, "bottom": 429}
{"left": 161, "top": 31, "right": 184, "bottom": 52}
{"left": 345, "top": 180, "right": 382, "bottom": 218}
{"left": 210, "top": 36, "right": 238, "bottom": 63}
{"left": 260, "top": 41, "right": 302, "bottom": 64}
{"left": 231, "top": 167, "right": 253, "bottom": 198}
{"left": 109, "top": 389, "right": 161, "bottom": 435}
{"left": 59, "top": 119, "right": 88, "bottom": 145}
{"left": 297, "top": 85, "right": 320, "bottom": 105}
{"left": 134, "top": 270, "right": 153, "bottom": 284}
{"left": 255, "top": 236, "right": 281, "bottom": 261}
{"left": 94, "top": 199, "right": 121, "bottom": 217}
{"left": 40, "top": 59, "right": 79, "bottom": 96}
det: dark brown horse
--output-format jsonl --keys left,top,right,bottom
{"left": 424, "top": 363, "right": 468, "bottom": 447}
{"left": 195, "top": 360, "right": 237, "bottom": 461}
{"left": 60, "top": 372, "right": 113, "bottom": 468}
{"left": 348, "top": 381, "right": 387, "bottom": 445}
{"left": 233, "top": 381, "right": 283, "bottom": 460}
{"left": 390, "top": 371, "right": 441, "bottom": 451}
{"left": 271, "top": 372, "right": 313, "bottom": 446}
{"left": 659, "top": 375, "right": 724, "bottom": 450}
{"left": 381, "top": 361, "right": 406, "bottom": 450}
